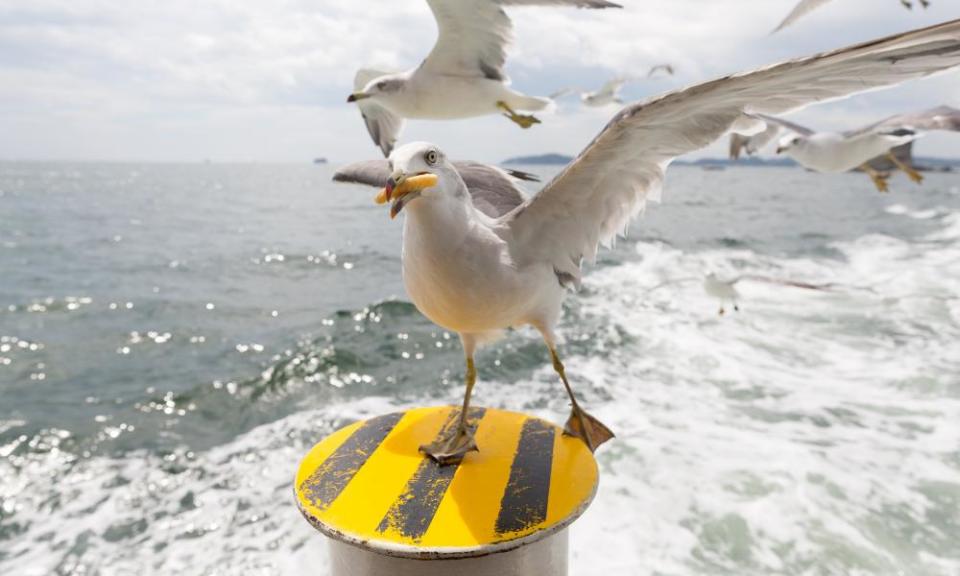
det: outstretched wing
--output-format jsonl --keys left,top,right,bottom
{"left": 845, "top": 105, "right": 960, "bottom": 138}
{"left": 333, "top": 160, "right": 537, "bottom": 218}
{"left": 354, "top": 69, "right": 404, "bottom": 157}
{"left": 729, "top": 122, "right": 784, "bottom": 159}
{"left": 773, "top": 0, "right": 834, "bottom": 33}
{"left": 419, "top": 0, "right": 620, "bottom": 82}
{"left": 595, "top": 77, "right": 628, "bottom": 97}
{"left": 504, "top": 19, "right": 960, "bottom": 282}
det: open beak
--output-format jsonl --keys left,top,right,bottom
{"left": 374, "top": 171, "right": 438, "bottom": 218}
{"left": 347, "top": 92, "right": 371, "bottom": 103}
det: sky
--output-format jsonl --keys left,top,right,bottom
{"left": 1, "top": 0, "right": 959, "bottom": 163}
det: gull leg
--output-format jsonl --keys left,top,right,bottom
{"left": 496, "top": 100, "right": 541, "bottom": 129}
{"left": 887, "top": 152, "right": 924, "bottom": 184}
{"left": 420, "top": 336, "right": 479, "bottom": 465}
{"left": 860, "top": 163, "right": 890, "bottom": 193}
{"left": 548, "top": 347, "right": 614, "bottom": 452}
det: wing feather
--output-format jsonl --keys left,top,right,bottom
{"left": 773, "top": 0, "right": 835, "bottom": 33}
{"left": 354, "top": 69, "right": 404, "bottom": 156}
{"left": 505, "top": 19, "right": 960, "bottom": 281}
{"left": 845, "top": 105, "right": 960, "bottom": 138}
{"left": 420, "top": 0, "right": 619, "bottom": 81}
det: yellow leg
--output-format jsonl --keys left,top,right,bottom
{"left": 496, "top": 101, "right": 541, "bottom": 129}
{"left": 419, "top": 357, "right": 479, "bottom": 465}
{"left": 887, "top": 152, "right": 924, "bottom": 184}
{"left": 860, "top": 163, "right": 890, "bottom": 193}
{"left": 549, "top": 347, "right": 614, "bottom": 452}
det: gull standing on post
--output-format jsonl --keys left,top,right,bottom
{"left": 731, "top": 106, "right": 960, "bottom": 191}
{"left": 346, "top": 0, "right": 621, "bottom": 156}
{"left": 335, "top": 20, "right": 960, "bottom": 465}
{"left": 773, "top": 0, "right": 932, "bottom": 33}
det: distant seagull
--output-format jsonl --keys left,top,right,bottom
{"left": 334, "top": 20, "right": 960, "bottom": 465}
{"left": 730, "top": 106, "right": 960, "bottom": 192}
{"left": 774, "top": 0, "right": 931, "bottom": 33}
{"left": 346, "top": 0, "right": 621, "bottom": 156}
{"left": 551, "top": 65, "right": 675, "bottom": 107}
{"left": 703, "top": 273, "right": 834, "bottom": 316}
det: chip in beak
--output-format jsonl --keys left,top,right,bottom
{"left": 373, "top": 173, "right": 438, "bottom": 218}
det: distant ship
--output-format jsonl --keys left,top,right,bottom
{"left": 313, "top": 157, "right": 328, "bottom": 165}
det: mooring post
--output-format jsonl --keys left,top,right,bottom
{"left": 294, "top": 406, "right": 599, "bottom": 576}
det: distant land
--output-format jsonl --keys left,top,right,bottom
{"left": 502, "top": 153, "right": 958, "bottom": 171}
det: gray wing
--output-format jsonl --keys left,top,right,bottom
{"left": 773, "top": 0, "right": 834, "bottom": 33}
{"left": 845, "top": 105, "right": 960, "bottom": 138}
{"left": 333, "top": 160, "right": 536, "bottom": 218}
{"left": 354, "top": 69, "right": 404, "bottom": 156}
{"left": 419, "top": 0, "right": 620, "bottom": 82}
{"left": 505, "top": 19, "right": 960, "bottom": 282}
{"left": 751, "top": 113, "right": 816, "bottom": 136}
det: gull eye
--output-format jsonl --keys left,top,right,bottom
{"left": 424, "top": 150, "right": 439, "bottom": 166}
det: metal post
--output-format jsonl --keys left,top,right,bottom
{"left": 294, "top": 406, "right": 599, "bottom": 576}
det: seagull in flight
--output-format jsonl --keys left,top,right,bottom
{"left": 335, "top": 19, "right": 960, "bottom": 465}
{"left": 552, "top": 65, "right": 675, "bottom": 107}
{"left": 774, "top": 0, "right": 932, "bottom": 33}
{"left": 730, "top": 106, "right": 960, "bottom": 192}
{"left": 346, "top": 0, "right": 621, "bottom": 156}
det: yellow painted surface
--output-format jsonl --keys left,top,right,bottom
{"left": 295, "top": 406, "right": 598, "bottom": 552}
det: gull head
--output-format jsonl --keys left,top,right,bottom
{"left": 347, "top": 73, "right": 407, "bottom": 105}
{"left": 375, "top": 142, "right": 457, "bottom": 218}
{"left": 776, "top": 134, "right": 805, "bottom": 155}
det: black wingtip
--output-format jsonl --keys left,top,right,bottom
{"left": 504, "top": 169, "right": 541, "bottom": 183}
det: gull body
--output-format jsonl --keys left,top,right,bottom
{"left": 731, "top": 106, "right": 960, "bottom": 191}
{"left": 786, "top": 131, "right": 913, "bottom": 173}
{"left": 347, "top": 0, "right": 621, "bottom": 156}
{"left": 336, "top": 19, "right": 960, "bottom": 465}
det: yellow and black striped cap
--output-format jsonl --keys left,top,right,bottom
{"left": 295, "top": 406, "right": 598, "bottom": 558}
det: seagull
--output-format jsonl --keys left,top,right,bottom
{"left": 730, "top": 106, "right": 960, "bottom": 192}
{"left": 703, "top": 273, "right": 834, "bottom": 316}
{"left": 346, "top": 0, "right": 621, "bottom": 156}
{"left": 334, "top": 19, "right": 960, "bottom": 465}
{"left": 552, "top": 65, "right": 675, "bottom": 107}
{"left": 774, "top": 0, "right": 931, "bottom": 33}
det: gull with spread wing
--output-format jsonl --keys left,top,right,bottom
{"left": 774, "top": 0, "right": 931, "bottom": 33}
{"left": 335, "top": 19, "right": 960, "bottom": 465}
{"left": 731, "top": 106, "right": 960, "bottom": 192}
{"left": 346, "top": 0, "right": 621, "bottom": 156}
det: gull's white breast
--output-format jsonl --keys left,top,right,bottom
{"left": 401, "top": 199, "right": 562, "bottom": 336}
{"left": 394, "top": 73, "right": 514, "bottom": 120}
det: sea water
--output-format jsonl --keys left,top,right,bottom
{"left": 1, "top": 162, "right": 958, "bottom": 575}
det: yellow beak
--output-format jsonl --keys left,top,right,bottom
{"left": 374, "top": 172, "right": 439, "bottom": 218}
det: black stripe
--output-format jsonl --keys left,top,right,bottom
{"left": 377, "top": 407, "right": 486, "bottom": 540}
{"left": 495, "top": 418, "right": 555, "bottom": 535}
{"left": 299, "top": 411, "right": 405, "bottom": 510}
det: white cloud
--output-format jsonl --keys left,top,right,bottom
{"left": 0, "top": 0, "right": 958, "bottom": 161}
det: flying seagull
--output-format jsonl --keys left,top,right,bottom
{"left": 774, "top": 0, "right": 931, "bottom": 33}
{"left": 730, "top": 106, "right": 960, "bottom": 192}
{"left": 552, "top": 65, "right": 675, "bottom": 107}
{"left": 335, "top": 19, "right": 960, "bottom": 465}
{"left": 346, "top": 0, "right": 621, "bottom": 156}
{"left": 702, "top": 273, "right": 834, "bottom": 316}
